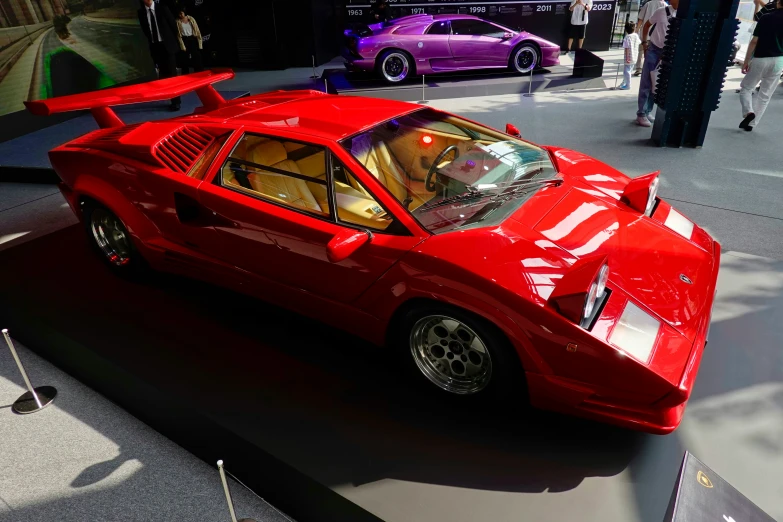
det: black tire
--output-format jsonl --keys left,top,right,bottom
{"left": 376, "top": 49, "right": 413, "bottom": 83}
{"left": 510, "top": 42, "right": 540, "bottom": 75}
{"left": 397, "top": 302, "right": 526, "bottom": 403}
{"left": 82, "top": 202, "right": 147, "bottom": 278}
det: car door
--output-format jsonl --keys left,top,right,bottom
{"left": 196, "top": 131, "right": 425, "bottom": 304}
{"left": 422, "top": 20, "right": 455, "bottom": 71}
{"left": 449, "top": 19, "right": 512, "bottom": 66}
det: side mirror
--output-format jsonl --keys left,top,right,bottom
{"left": 505, "top": 123, "right": 521, "bottom": 138}
{"left": 502, "top": 32, "right": 514, "bottom": 39}
{"left": 327, "top": 229, "right": 371, "bottom": 263}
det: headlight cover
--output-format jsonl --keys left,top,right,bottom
{"left": 609, "top": 301, "right": 661, "bottom": 364}
{"left": 645, "top": 177, "right": 660, "bottom": 216}
{"left": 664, "top": 208, "right": 694, "bottom": 239}
{"left": 581, "top": 263, "right": 609, "bottom": 327}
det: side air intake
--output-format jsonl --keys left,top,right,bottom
{"left": 154, "top": 126, "right": 214, "bottom": 173}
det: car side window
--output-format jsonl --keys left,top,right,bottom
{"left": 220, "top": 133, "right": 330, "bottom": 217}
{"left": 331, "top": 156, "right": 393, "bottom": 232}
{"left": 451, "top": 20, "right": 506, "bottom": 38}
{"left": 427, "top": 21, "right": 450, "bottom": 35}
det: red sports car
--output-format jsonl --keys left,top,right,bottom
{"left": 27, "top": 70, "right": 719, "bottom": 434}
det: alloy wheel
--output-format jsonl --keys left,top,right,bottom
{"left": 410, "top": 315, "right": 493, "bottom": 395}
{"left": 382, "top": 52, "right": 409, "bottom": 82}
{"left": 90, "top": 208, "right": 132, "bottom": 266}
{"left": 514, "top": 46, "right": 539, "bottom": 74}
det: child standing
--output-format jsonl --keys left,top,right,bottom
{"left": 620, "top": 22, "right": 641, "bottom": 90}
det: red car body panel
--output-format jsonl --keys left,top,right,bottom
{"left": 34, "top": 71, "right": 719, "bottom": 434}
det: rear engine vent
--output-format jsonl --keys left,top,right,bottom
{"left": 154, "top": 126, "right": 214, "bottom": 174}
{"left": 73, "top": 123, "right": 143, "bottom": 146}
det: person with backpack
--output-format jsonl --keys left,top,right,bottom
{"left": 739, "top": 0, "right": 783, "bottom": 131}
{"left": 635, "top": 0, "right": 679, "bottom": 127}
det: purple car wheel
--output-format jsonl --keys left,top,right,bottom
{"left": 512, "top": 44, "right": 539, "bottom": 75}
{"left": 378, "top": 50, "right": 410, "bottom": 83}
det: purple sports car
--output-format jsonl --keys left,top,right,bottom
{"left": 343, "top": 14, "right": 560, "bottom": 83}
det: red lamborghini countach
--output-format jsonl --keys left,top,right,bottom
{"left": 27, "top": 70, "right": 719, "bottom": 434}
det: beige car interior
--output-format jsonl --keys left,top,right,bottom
{"left": 221, "top": 134, "right": 392, "bottom": 230}
{"left": 349, "top": 123, "right": 482, "bottom": 211}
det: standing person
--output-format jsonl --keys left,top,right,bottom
{"left": 754, "top": 0, "right": 776, "bottom": 21}
{"left": 138, "top": 0, "right": 181, "bottom": 111}
{"left": 177, "top": 9, "right": 203, "bottom": 74}
{"left": 739, "top": 0, "right": 783, "bottom": 131}
{"left": 635, "top": 0, "right": 678, "bottom": 127}
{"left": 370, "top": 0, "right": 391, "bottom": 24}
{"left": 620, "top": 22, "right": 641, "bottom": 90}
{"left": 567, "top": 0, "right": 593, "bottom": 55}
{"left": 634, "top": 0, "right": 667, "bottom": 75}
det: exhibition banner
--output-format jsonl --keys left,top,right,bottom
{"left": 0, "top": 0, "right": 154, "bottom": 118}
{"left": 664, "top": 452, "right": 776, "bottom": 522}
{"left": 344, "top": 0, "right": 619, "bottom": 52}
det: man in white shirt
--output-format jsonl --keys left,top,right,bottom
{"left": 634, "top": 0, "right": 668, "bottom": 74}
{"left": 567, "top": 0, "right": 594, "bottom": 54}
{"left": 635, "top": 0, "right": 678, "bottom": 127}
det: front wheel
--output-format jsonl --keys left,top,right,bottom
{"left": 399, "top": 304, "right": 525, "bottom": 400}
{"left": 511, "top": 43, "right": 539, "bottom": 75}
{"left": 377, "top": 50, "right": 411, "bottom": 83}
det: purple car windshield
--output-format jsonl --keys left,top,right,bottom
{"left": 340, "top": 109, "right": 557, "bottom": 234}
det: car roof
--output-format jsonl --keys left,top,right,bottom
{"left": 433, "top": 14, "right": 482, "bottom": 21}
{"left": 202, "top": 91, "right": 420, "bottom": 142}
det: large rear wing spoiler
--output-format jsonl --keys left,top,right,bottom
{"left": 24, "top": 69, "right": 235, "bottom": 129}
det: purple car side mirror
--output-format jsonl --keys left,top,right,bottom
{"left": 502, "top": 32, "right": 514, "bottom": 39}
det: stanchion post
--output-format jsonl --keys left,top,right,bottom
{"left": 417, "top": 75, "right": 428, "bottom": 104}
{"left": 523, "top": 71, "right": 534, "bottom": 97}
{"left": 218, "top": 460, "right": 238, "bottom": 522}
{"left": 614, "top": 62, "right": 621, "bottom": 89}
{"left": 310, "top": 55, "right": 318, "bottom": 80}
{"left": 2, "top": 329, "right": 56, "bottom": 414}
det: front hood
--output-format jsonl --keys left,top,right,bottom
{"left": 520, "top": 184, "right": 714, "bottom": 343}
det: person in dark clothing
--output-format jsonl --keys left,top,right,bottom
{"left": 754, "top": 0, "right": 776, "bottom": 21}
{"left": 370, "top": 0, "right": 391, "bottom": 23}
{"left": 138, "top": 0, "right": 181, "bottom": 111}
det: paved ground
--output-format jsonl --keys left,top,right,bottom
{"left": 0, "top": 336, "right": 292, "bottom": 522}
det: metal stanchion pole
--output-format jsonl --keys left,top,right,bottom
{"left": 218, "top": 460, "right": 239, "bottom": 522}
{"left": 217, "top": 461, "right": 257, "bottom": 522}
{"left": 310, "top": 55, "right": 318, "bottom": 80}
{"left": 613, "top": 63, "right": 621, "bottom": 89}
{"left": 2, "top": 329, "right": 56, "bottom": 414}
{"left": 523, "top": 71, "right": 534, "bottom": 97}
{"left": 417, "top": 75, "right": 428, "bottom": 104}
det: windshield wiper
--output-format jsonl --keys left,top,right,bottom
{"left": 417, "top": 178, "right": 562, "bottom": 213}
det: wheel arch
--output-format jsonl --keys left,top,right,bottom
{"left": 383, "top": 295, "right": 533, "bottom": 375}
{"left": 75, "top": 175, "right": 160, "bottom": 244}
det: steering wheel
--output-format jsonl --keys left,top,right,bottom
{"left": 425, "top": 145, "right": 460, "bottom": 192}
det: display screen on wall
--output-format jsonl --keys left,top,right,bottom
{"left": 0, "top": 0, "right": 155, "bottom": 117}
{"left": 344, "top": 0, "right": 618, "bottom": 52}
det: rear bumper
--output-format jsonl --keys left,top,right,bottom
{"left": 528, "top": 241, "right": 721, "bottom": 435}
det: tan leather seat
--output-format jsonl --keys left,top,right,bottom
{"left": 245, "top": 140, "right": 324, "bottom": 214}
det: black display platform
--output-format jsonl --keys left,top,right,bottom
{"left": 323, "top": 66, "right": 606, "bottom": 102}
{"left": 0, "top": 226, "right": 642, "bottom": 522}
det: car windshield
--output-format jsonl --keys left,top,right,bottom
{"left": 340, "top": 108, "right": 558, "bottom": 234}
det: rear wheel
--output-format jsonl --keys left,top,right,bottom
{"left": 83, "top": 203, "right": 146, "bottom": 277}
{"left": 511, "top": 43, "right": 539, "bottom": 74}
{"left": 398, "top": 303, "right": 525, "bottom": 400}
{"left": 377, "top": 50, "right": 411, "bottom": 83}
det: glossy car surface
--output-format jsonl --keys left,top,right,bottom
{"left": 343, "top": 14, "right": 560, "bottom": 82}
{"left": 28, "top": 71, "right": 719, "bottom": 434}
